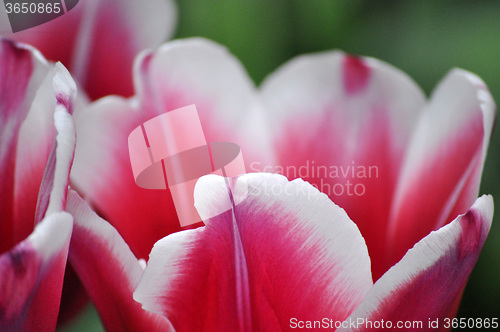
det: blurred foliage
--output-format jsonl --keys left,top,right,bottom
{"left": 58, "top": 305, "right": 104, "bottom": 332}
{"left": 62, "top": 0, "right": 500, "bottom": 329}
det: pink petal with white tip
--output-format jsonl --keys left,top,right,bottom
{"left": 0, "top": 46, "right": 78, "bottom": 329}
{"left": 0, "top": 39, "right": 51, "bottom": 252}
{"left": 0, "top": 211, "right": 73, "bottom": 332}
{"left": 388, "top": 69, "right": 496, "bottom": 270}
{"left": 70, "top": 96, "right": 181, "bottom": 259}
{"left": 32, "top": 63, "right": 77, "bottom": 223}
{"left": 135, "top": 38, "right": 271, "bottom": 166}
{"left": 2, "top": 0, "right": 177, "bottom": 99}
{"left": 66, "top": 190, "right": 173, "bottom": 331}
{"left": 260, "top": 52, "right": 426, "bottom": 280}
{"left": 134, "top": 173, "right": 373, "bottom": 331}
{"left": 342, "top": 195, "right": 493, "bottom": 332}
{"left": 71, "top": 38, "right": 270, "bottom": 258}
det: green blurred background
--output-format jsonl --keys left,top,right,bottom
{"left": 62, "top": 0, "right": 500, "bottom": 330}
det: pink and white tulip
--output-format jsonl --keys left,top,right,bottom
{"left": 71, "top": 38, "right": 264, "bottom": 260}
{"left": 0, "top": 0, "right": 177, "bottom": 100}
{"left": 259, "top": 51, "right": 495, "bottom": 280}
{"left": 66, "top": 38, "right": 495, "bottom": 329}
{"left": 134, "top": 174, "right": 493, "bottom": 331}
{"left": 0, "top": 40, "right": 77, "bottom": 330}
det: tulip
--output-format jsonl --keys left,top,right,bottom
{"left": 70, "top": 38, "right": 265, "bottom": 260}
{"left": 0, "top": 0, "right": 177, "bottom": 100}
{"left": 0, "top": 40, "right": 77, "bottom": 330}
{"left": 67, "top": 38, "right": 495, "bottom": 329}
{"left": 257, "top": 50, "right": 495, "bottom": 281}
{"left": 134, "top": 174, "right": 493, "bottom": 331}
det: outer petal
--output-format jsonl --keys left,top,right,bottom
{"left": 71, "top": 38, "right": 269, "bottom": 258}
{"left": 70, "top": 96, "right": 177, "bottom": 259}
{"left": 0, "top": 39, "right": 51, "bottom": 253}
{"left": 0, "top": 212, "right": 73, "bottom": 332}
{"left": 260, "top": 52, "right": 426, "bottom": 280}
{"left": 0, "top": 79, "right": 76, "bottom": 330}
{"left": 135, "top": 38, "right": 270, "bottom": 166}
{"left": 388, "top": 69, "right": 496, "bottom": 270}
{"left": 134, "top": 173, "right": 373, "bottom": 331}
{"left": 342, "top": 195, "right": 493, "bottom": 332}
{"left": 14, "top": 62, "right": 76, "bottom": 253}
{"left": 66, "top": 190, "right": 173, "bottom": 331}
{"left": 33, "top": 63, "right": 77, "bottom": 222}
{"left": 2, "top": 0, "right": 177, "bottom": 99}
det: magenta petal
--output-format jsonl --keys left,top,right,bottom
{"left": 134, "top": 173, "right": 373, "bottom": 331}
{"left": 70, "top": 96, "right": 180, "bottom": 259}
{"left": 260, "top": 51, "right": 426, "bottom": 280}
{"left": 343, "top": 195, "right": 493, "bottom": 331}
{"left": 71, "top": 38, "right": 270, "bottom": 259}
{"left": 66, "top": 190, "right": 173, "bottom": 331}
{"left": 388, "top": 69, "right": 496, "bottom": 269}
{"left": 134, "top": 38, "right": 271, "bottom": 166}
{"left": 0, "top": 212, "right": 73, "bottom": 331}
{"left": 5, "top": 0, "right": 177, "bottom": 99}
{"left": 0, "top": 39, "right": 51, "bottom": 252}
{"left": 0, "top": 44, "right": 78, "bottom": 327}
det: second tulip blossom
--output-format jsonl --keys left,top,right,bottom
{"left": 64, "top": 37, "right": 496, "bottom": 330}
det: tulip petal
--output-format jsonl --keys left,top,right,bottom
{"left": 71, "top": 38, "right": 269, "bottom": 258}
{"left": 260, "top": 52, "right": 426, "bottom": 280}
{"left": 342, "top": 195, "right": 493, "bottom": 331}
{"left": 388, "top": 69, "right": 496, "bottom": 269}
{"left": 66, "top": 190, "right": 173, "bottom": 331}
{"left": 0, "top": 48, "right": 78, "bottom": 328}
{"left": 135, "top": 38, "right": 271, "bottom": 165}
{"left": 70, "top": 96, "right": 180, "bottom": 259}
{"left": 0, "top": 39, "right": 51, "bottom": 253}
{"left": 4, "top": 0, "right": 177, "bottom": 99}
{"left": 0, "top": 211, "right": 73, "bottom": 332}
{"left": 134, "top": 173, "right": 372, "bottom": 331}
{"left": 32, "top": 63, "right": 77, "bottom": 223}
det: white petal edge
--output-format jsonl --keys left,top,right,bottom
{"left": 45, "top": 64, "right": 77, "bottom": 215}
{"left": 341, "top": 195, "right": 493, "bottom": 331}
{"left": 260, "top": 50, "right": 427, "bottom": 153}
